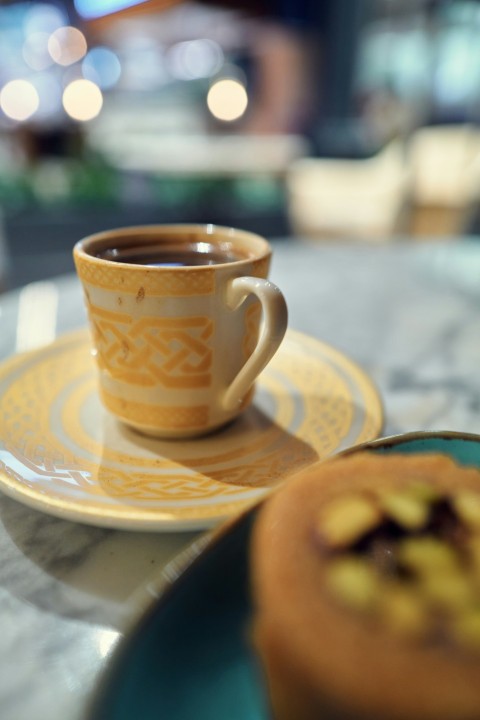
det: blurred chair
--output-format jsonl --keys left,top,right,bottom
{"left": 408, "top": 124, "right": 480, "bottom": 238}
{"left": 285, "top": 140, "right": 411, "bottom": 241}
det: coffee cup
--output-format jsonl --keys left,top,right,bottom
{"left": 73, "top": 224, "right": 288, "bottom": 438}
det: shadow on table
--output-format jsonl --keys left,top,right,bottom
{"left": 0, "top": 495, "right": 199, "bottom": 628}
{"left": 0, "top": 408, "right": 317, "bottom": 629}
{"left": 96, "top": 405, "right": 319, "bottom": 500}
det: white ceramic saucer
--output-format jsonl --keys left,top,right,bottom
{"left": 0, "top": 328, "right": 382, "bottom": 530}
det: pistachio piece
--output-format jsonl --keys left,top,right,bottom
{"left": 378, "top": 490, "right": 430, "bottom": 530}
{"left": 452, "top": 492, "right": 480, "bottom": 531}
{"left": 380, "top": 583, "right": 426, "bottom": 638}
{"left": 419, "top": 571, "right": 475, "bottom": 613}
{"left": 408, "top": 481, "right": 442, "bottom": 504}
{"left": 453, "top": 609, "right": 480, "bottom": 651}
{"left": 397, "top": 536, "right": 460, "bottom": 575}
{"left": 326, "top": 556, "right": 378, "bottom": 611}
{"left": 315, "top": 495, "right": 381, "bottom": 549}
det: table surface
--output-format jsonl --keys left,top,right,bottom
{"left": 1, "top": 237, "right": 480, "bottom": 719}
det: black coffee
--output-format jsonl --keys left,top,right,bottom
{"left": 95, "top": 241, "right": 249, "bottom": 267}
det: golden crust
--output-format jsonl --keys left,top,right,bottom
{"left": 251, "top": 452, "right": 480, "bottom": 720}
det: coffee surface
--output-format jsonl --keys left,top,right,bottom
{"left": 94, "top": 241, "right": 249, "bottom": 267}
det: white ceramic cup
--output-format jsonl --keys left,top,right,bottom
{"left": 73, "top": 224, "right": 288, "bottom": 438}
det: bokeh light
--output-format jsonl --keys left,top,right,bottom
{"left": 207, "top": 78, "right": 248, "bottom": 122}
{"left": 62, "top": 79, "right": 103, "bottom": 121}
{"left": 82, "top": 47, "right": 121, "bottom": 89}
{"left": 48, "top": 26, "right": 88, "bottom": 67}
{"left": 24, "top": 4, "right": 66, "bottom": 35}
{"left": 23, "top": 31, "right": 53, "bottom": 71}
{"left": 167, "top": 39, "right": 224, "bottom": 80}
{"left": 74, "top": 0, "right": 148, "bottom": 20}
{"left": 0, "top": 79, "right": 40, "bottom": 121}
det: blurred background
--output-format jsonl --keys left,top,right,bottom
{"left": 1, "top": 0, "right": 480, "bottom": 290}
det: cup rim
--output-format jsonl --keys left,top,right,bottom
{"left": 73, "top": 223, "right": 272, "bottom": 270}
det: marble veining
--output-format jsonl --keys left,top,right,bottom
{"left": 1, "top": 240, "right": 480, "bottom": 719}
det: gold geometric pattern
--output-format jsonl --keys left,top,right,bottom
{"left": 101, "top": 388, "right": 210, "bottom": 429}
{"left": 97, "top": 467, "right": 250, "bottom": 501}
{"left": 74, "top": 253, "right": 216, "bottom": 296}
{"left": 0, "top": 328, "right": 383, "bottom": 530}
{"left": 0, "top": 450, "right": 100, "bottom": 497}
{"left": 88, "top": 303, "right": 213, "bottom": 388}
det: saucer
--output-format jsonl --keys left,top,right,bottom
{"left": 0, "top": 328, "right": 382, "bottom": 530}
{"left": 88, "top": 431, "right": 480, "bottom": 720}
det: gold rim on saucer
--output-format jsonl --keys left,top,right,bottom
{"left": 0, "top": 328, "right": 383, "bottom": 530}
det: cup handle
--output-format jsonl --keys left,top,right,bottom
{"left": 222, "top": 276, "right": 288, "bottom": 412}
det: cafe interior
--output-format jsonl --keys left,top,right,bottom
{"left": 1, "top": 0, "right": 479, "bottom": 288}
{"left": 4, "top": 1, "right": 480, "bottom": 720}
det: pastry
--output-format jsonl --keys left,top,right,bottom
{"left": 251, "top": 452, "right": 480, "bottom": 720}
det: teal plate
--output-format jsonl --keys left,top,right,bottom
{"left": 88, "top": 431, "right": 480, "bottom": 720}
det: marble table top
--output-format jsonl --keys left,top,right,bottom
{"left": 1, "top": 237, "right": 480, "bottom": 719}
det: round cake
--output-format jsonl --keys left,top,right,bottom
{"left": 251, "top": 452, "right": 480, "bottom": 720}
